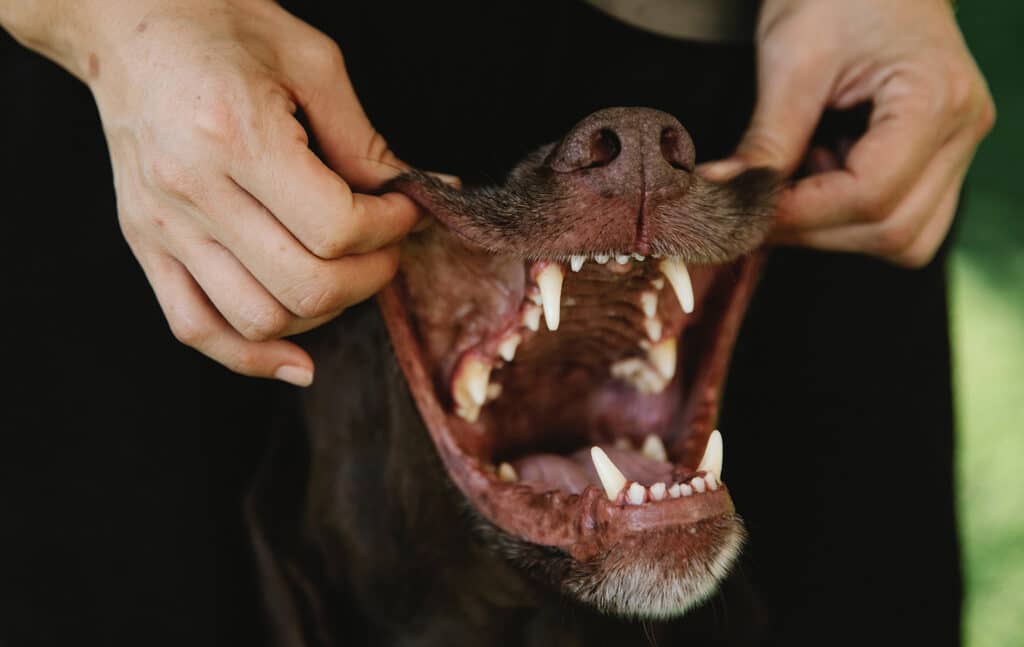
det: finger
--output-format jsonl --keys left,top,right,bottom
{"left": 175, "top": 235, "right": 340, "bottom": 341}
{"left": 188, "top": 174, "right": 402, "bottom": 319}
{"left": 135, "top": 247, "right": 315, "bottom": 386}
{"left": 772, "top": 138, "right": 972, "bottom": 262}
{"left": 775, "top": 95, "right": 952, "bottom": 231}
{"left": 892, "top": 168, "right": 966, "bottom": 268}
{"left": 232, "top": 131, "right": 422, "bottom": 259}
{"left": 703, "top": 46, "right": 834, "bottom": 180}
{"left": 278, "top": 28, "right": 405, "bottom": 190}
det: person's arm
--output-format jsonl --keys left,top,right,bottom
{"left": 701, "top": 0, "right": 995, "bottom": 268}
{"left": 1, "top": 0, "right": 423, "bottom": 386}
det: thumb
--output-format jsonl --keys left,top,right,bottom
{"left": 703, "top": 53, "right": 832, "bottom": 181}
{"left": 284, "top": 38, "right": 407, "bottom": 191}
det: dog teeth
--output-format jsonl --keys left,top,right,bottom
{"left": 626, "top": 482, "right": 646, "bottom": 505}
{"left": 691, "top": 476, "right": 707, "bottom": 493}
{"left": 522, "top": 303, "right": 542, "bottom": 332}
{"left": 668, "top": 483, "right": 681, "bottom": 498}
{"left": 497, "top": 332, "right": 521, "bottom": 362}
{"left": 697, "top": 429, "right": 723, "bottom": 480}
{"left": 649, "top": 482, "right": 666, "bottom": 501}
{"left": 651, "top": 277, "right": 665, "bottom": 290}
{"left": 647, "top": 338, "right": 677, "bottom": 381}
{"left": 591, "top": 446, "right": 627, "bottom": 501}
{"left": 615, "top": 254, "right": 631, "bottom": 265}
{"left": 536, "top": 264, "right": 564, "bottom": 331}
{"left": 643, "top": 317, "right": 662, "bottom": 342}
{"left": 640, "top": 291, "right": 658, "bottom": 318}
{"left": 641, "top": 434, "right": 668, "bottom": 462}
{"left": 594, "top": 253, "right": 610, "bottom": 264}
{"left": 632, "top": 253, "right": 646, "bottom": 261}
{"left": 679, "top": 482, "right": 694, "bottom": 496}
{"left": 705, "top": 472, "right": 719, "bottom": 490}
{"left": 659, "top": 257, "right": 695, "bottom": 314}
{"left": 498, "top": 462, "right": 518, "bottom": 482}
{"left": 452, "top": 355, "right": 492, "bottom": 422}
{"left": 570, "top": 255, "right": 586, "bottom": 272}
{"left": 610, "top": 357, "right": 670, "bottom": 394}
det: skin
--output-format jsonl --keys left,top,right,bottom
{"left": 701, "top": 0, "right": 996, "bottom": 268}
{"left": 0, "top": 0, "right": 995, "bottom": 384}
{"left": 0, "top": 0, "right": 425, "bottom": 385}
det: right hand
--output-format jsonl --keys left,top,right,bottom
{"left": 45, "top": 1, "right": 423, "bottom": 385}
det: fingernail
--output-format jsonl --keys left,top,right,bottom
{"left": 699, "top": 158, "right": 747, "bottom": 182}
{"left": 274, "top": 365, "right": 313, "bottom": 387}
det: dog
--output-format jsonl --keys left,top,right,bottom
{"left": 247, "top": 106, "right": 782, "bottom": 646}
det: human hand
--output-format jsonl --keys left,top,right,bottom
{"left": 10, "top": 0, "right": 423, "bottom": 385}
{"left": 701, "top": 0, "right": 995, "bottom": 267}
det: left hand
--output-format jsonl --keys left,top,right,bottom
{"left": 701, "top": 0, "right": 995, "bottom": 267}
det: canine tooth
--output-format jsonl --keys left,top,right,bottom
{"left": 692, "top": 476, "right": 707, "bottom": 493}
{"left": 640, "top": 291, "right": 658, "bottom": 318}
{"left": 648, "top": 338, "right": 677, "bottom": 380}
{"left": 644, "top": 318, "right": 663, "bottom": 342}
{"left": 705, "top": 472, "right": 719, "bottom": 490}
{"left": 536, "top": 264, "right": 564, "bottom": 331}
{"left": 627, "top": 482, "right": 646, "bottom": 505}
{"left": 497, "top": 332, "right": 521, "bottom": 362}
{"left": 668, "top": 483, "right": 682, "bottom": 498}
{"left": 651, "top": 277, "right": 665, "bottom": 290}
{"left": 697, "top": 429, "right": 723, "bottom": 480}
{"left": 591, "top": 446, "right": 627, "bottom": 501}
{"left": 641, "top": 434, "right": 668, "bottom": 462}
{"left": 498, "top": 462, "right": 518, "bottom": 482}
{"left": 679, "top": 482, "right": 694, "bottom": 497}
{"left": 649, "top": 482, "right": 667, "bottom": 501}
{"left": 615, "top": 254, "right": 630, "bottom": 265}
{"left": 633, "top": 253, "right": 645, "bottom": 261}
{"left": 659, "top": 257, "right": 695, "bottom": 314}
{"left": 570, "top": 255, "right": 586, "bottom": 272}
{"left": 594, "top": 254, "right": 610, "bottom": 264}
{"left": 522, "top": 303, "right": 542, "bottom": 331}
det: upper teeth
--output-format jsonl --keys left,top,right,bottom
{"left": 641, "top": 434, "right": 668, "bottom": 462}
{"left": 697, "top": 429, "right": 723, "bottom": 480}
{"left": 536, "top": 264, "right": 564, "bottom": 331}
{"left": 659, "top": 258, "right": 694, "bottom": 314}
{"left": 570, "top": 255, "right": 586, "bottom": 272}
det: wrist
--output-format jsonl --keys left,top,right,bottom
{"left": 0, "top": 1, "right": 148, "bottom": 83}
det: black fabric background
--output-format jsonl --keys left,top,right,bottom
{"left": 0, "top": 2, "right": 960, "bottom": 645}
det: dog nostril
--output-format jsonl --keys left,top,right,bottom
{"left": 660, "top": 127, "right": 693, "bottom": 171}
{"left": 583, "top": 128, "right": 621, "bottom": 169}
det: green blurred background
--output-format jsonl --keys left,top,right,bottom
{"left": 952, "top": 2, "right": 1024, "bottom": 645}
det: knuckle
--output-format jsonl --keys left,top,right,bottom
{"left": 168, "top": 314, "right": 207, "bottom": 349}
{"left": 976, "top": 94, "right": 997, "bottom": 137}
{"left": 237, "top": 303, "right": 290, "bottom": 341}
{"left": 289, "top": 280, "right": 345, "bottom": 319}
{"left": 942, "top": 67, "right": 976, "bottom": 120}
{"left": 854, "top": 190, "right": 896, "bottom": 224}
{"left": 146, "top": 155, "right": 202, "bottom": 201}
{"left": 872, "top": 221, "right": 916, "bottom": 258}
{"left": 893, "top": 248, "right": 933, "bottom": 269}
{"left": 297, "top": 33, "right": 345, "bottom": 78}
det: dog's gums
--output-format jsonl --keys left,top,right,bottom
{"left": 380, "top": 107, "right": 781, "bottom": 618}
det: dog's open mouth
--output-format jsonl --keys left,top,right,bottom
{"left": 379, "top": 108, "right": 780, "bottom": 617}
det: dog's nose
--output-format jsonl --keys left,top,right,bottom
{"left": 547, "top": 107, "right": 695, "bottom": 190}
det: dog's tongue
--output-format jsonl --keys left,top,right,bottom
{"left": 512, "top": 444, "right": 674, "bottom": 495}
